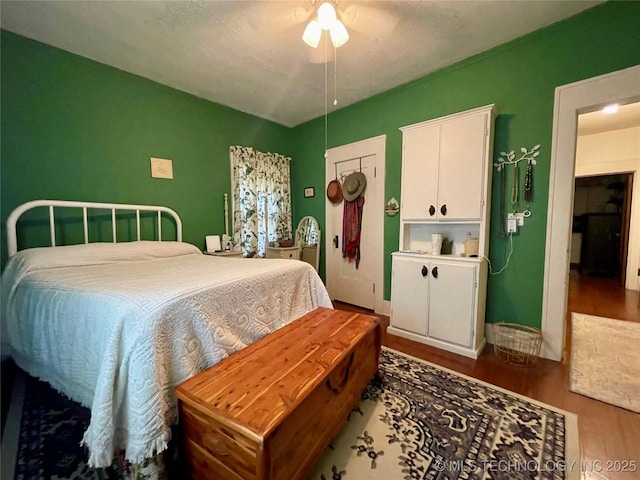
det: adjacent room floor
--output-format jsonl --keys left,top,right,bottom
{"left": 564, "top": 269, "right": 640, "bottom": 360}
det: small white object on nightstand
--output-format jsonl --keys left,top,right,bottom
{"left": 205, "top": 235, "right": 222, "bottom": 253}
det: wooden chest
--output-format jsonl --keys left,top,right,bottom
{"left": 175, "top": 307, "right": 381, "bottom": 480}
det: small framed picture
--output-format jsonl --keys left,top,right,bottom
{"left": 304, "top": 187, "right": 315, "bottom": 198}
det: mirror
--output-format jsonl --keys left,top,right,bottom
{"left": 295, "top": 216, "right": 321, "bottom": 272}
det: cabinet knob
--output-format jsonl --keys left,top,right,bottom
{"left": 429, "top": 205, "right": 436, "bottom": 216}
{"left": 440, "top": 204, "right": 447, "bottom": 216}
{"left": 421, "top": 265, "right": 429, "bottom": 277}
{"left": 432, "top": 266, "right": 439, "bottom": 278}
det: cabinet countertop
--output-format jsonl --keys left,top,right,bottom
{"left": 392, "top": 251, "right": 485, "bottom": 263}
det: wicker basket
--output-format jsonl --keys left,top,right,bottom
{"left": 493, "top": 323, "right": 542, "bottom": 367}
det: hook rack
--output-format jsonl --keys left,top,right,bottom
{"left": 334, "top": 157, "right": 363, "bottom": 183}
{"left": 494, "top": 144, "right": 540, "bottom": 237}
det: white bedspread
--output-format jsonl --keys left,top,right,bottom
{"left": 1, "top": 241, "right": 332, "bottom": 467}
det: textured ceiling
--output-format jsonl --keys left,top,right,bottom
{"left": 1, "top": 0, "right": 602, "bottom": 127}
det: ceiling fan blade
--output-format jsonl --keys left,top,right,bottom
{"left": 243, "top": 4, "right": 313, "bottom": 31}
{"left": 274, "top": 5, "right": 313, "bottom": 30}
{"left": 340, "top": 4, "right": 399, "bottom": 37}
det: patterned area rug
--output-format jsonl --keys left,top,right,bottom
{"left": 312, "top": 348, "right": 579, "bottom": 479}
{"left": 6, "top": 347, "right": 579, "bottom": 479}
{"left": 12, "top": 373, "right": 101, "bottom": 480}
{"left": 570, "top": 312, "right": 640, "bottom": 413}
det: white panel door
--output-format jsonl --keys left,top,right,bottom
{"left": 390, "top": 256, "right": 428, "bottom": 335}
{"left": 427, "top": 261, "right": 476, "bottom": 346}
{"left": 326, "top": 154, "right": 377, "bottom": 309}
{"left": 401, "top": 124, "right": 440, "bottom": 221}
{"left": 438, "top": 113, "right": 487, "bottom": 220}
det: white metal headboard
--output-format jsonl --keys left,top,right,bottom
{"left": 6, "top": 199, "right": 182, "bottom": 257}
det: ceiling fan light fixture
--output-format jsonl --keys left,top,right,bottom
{"left": 330, "top": 19, "right": 349, "bottom": 47}
{"left": 317, "top": 2, "right": 337, "bottom": 30}
{"left": 302, "top": 19, "right": 322, "bottom": 48}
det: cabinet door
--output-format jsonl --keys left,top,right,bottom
{"left": 401, "top": 124, "right": 440, "bottom": 221}
{"left": 437, "top": 113, "right": 487, "bottom": 220}
{"left": 428, "top": 262, "right": 476, "bottom": 346}
{"left": 390, "top": 257, "right": 428, "bottom": 335}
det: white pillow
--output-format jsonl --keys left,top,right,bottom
{"left": 2, "top": 241, "right": 201, "bottom": 279}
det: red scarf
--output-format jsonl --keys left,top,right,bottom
{"left": 342, "top": 195, "right": 365, "bottom": 268}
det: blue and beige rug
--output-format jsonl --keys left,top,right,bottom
{"left": 3, "top": 347, "right": 579, "bottom": 479}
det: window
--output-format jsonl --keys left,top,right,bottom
{"left": 230, "top": 146, "right": 292, "bottom": 257}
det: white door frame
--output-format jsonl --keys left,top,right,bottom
{"left": 325, "top": 135, "right": 387, "bottom": 314}
{"left": 541, "top": 65, "right": 640, "bottom": 361}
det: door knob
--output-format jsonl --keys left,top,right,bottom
{"left": 333, "top": 235, "right": 339, "bottom": 248}
{"left": 432, "top": 266, "right": 438, "bottom": 278}
{"left": 421, "top": 265, "right": 428, "bottom": 277}
{"left": 440, "top": 204, "right": 447, "bottom": 216}
{"left": 429, "top": 205, "right": 436, "bottom": 216}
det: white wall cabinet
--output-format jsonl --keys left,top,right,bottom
{"left": 401, "top": 110, "right": 488, "bottom": 222}
{"left": 400, "top": 124, "right": 440, "bottom": 221}
{"left": 390, "top": 104, "right": 495, "bottom": 358}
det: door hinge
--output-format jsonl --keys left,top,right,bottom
{"left": 374, "top": 167, "right": 377, "bottom": 178}
{"left": 637, "top": 268, "right": 640, "bottom": 276}
{"left": 373, "top": 283, "right": 376, "bottom": 294}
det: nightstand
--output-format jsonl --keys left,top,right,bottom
{"left": 204, "top": 251, "right": 243, "bottom": 258}
{"left": 266, "top": 246, "right": 301, "bottom": 260}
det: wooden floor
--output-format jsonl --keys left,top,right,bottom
{"left": 335, "top": 280, "right": 640, "bottom": 480}
{"left": 564, "top": 269, "right": 640, "bottom": 359}
{"left": 567, "top": 269, "right": 639, "bottom": 322}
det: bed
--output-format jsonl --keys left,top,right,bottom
{"left": 1, "top": 199, "right": 333, "bottom": 468}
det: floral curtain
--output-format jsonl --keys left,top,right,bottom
{"left": 230, "top": 146, "right": 292, "bottom": 257}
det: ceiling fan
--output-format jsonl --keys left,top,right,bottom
{"left": 302, "top": 1, "right": 349, "bottom": 48}
{"left": 285, "top": 1, "right": 400, "bottom": 50}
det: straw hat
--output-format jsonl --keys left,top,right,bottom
{"left": 326, "top": 179, "right": 343, "bottom": 203}
{"left": 342, "top": 172, "right": 367, "bottom": 201}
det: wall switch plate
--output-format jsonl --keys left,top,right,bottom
{"left": 508, "top": 212, "right": 525, "bottom": 227}
{"left": 515, "top": 212, "right": 524, "bottom": 226}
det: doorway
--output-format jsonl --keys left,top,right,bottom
{"left": 541, "top": 65, "right": 640, "bottom": 361}
{"left": 325, "top": 135, "right": 386, "bottom": 313}
{"left": 571, "top": 173, "right": 632, "bottom": 282}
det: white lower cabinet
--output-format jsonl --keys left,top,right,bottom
{"left": 389, "top": 256, "right": 430, "bottom": 336}
{"left": 389, "top": 253, "right": 486, "bottom": 358}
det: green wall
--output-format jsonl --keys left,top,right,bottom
{"left": 2, "top": 3, "right": 639, "bottom": 329}
{"left": 290, "top": 1, "right": 640, "bottom": 327}
{"left": 1, "top": 30, "right": 291, "bottom": 267}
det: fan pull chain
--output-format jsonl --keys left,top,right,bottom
{"left": 324, "top": 34, "right": 328, "bottom": 159}
{"left": 333, "top": 45, "right": 338, "bottom": 106}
